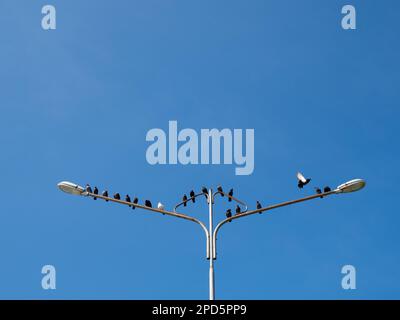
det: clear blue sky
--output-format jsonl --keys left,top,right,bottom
{"left": 0, "top": 0, "right": 399, "bottom": 299}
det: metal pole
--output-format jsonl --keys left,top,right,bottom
{"left": 208, "top": 188, "right": 215, "bottom": 300}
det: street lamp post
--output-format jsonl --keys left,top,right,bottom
{"left": 208, "top": 188, "right": 215, "bottom": 300}
{"left": 57, "top": 178, "right": 365, "bottom": 300}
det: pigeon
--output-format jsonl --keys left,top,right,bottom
{"left": 93, "top": 186, "right": 98, "bottom": 200}
{"left": 102, "top": 190, "right": 109, "bottom": 201}
{"left": 157, "top": 202, "right": 165, "bottom": 210}
{"left": 182, "top": 194, "right": 188, "bottom": 207}
{"left": 256, "top": 201, "right": 262, "bottom": 209}
{"left": 235, "top": 205, "right": 241, "bottom": 215}
{"left": 190, "top": 190, "right": 195, "bottom": 203}
{"left": 125, "top": 195, "right": 131, "bottom": 207}
{"left": 85, "top": 184, "right": 92, "bottom": 194}
{"left": 202, "top": 186, "right": 208, "bottom": 198}
{"left": 297, "top": 172, "right": 311, "bottom": 189}
{"left": 132, "top": 197, "right": 138, "bottom": 210}
{"left": 324, "top": 186, "right": 331, "bottom": 193}
{"left": 226, "top": 209, "right": 232, "bottom": 222}
{"left": 113, "top": 193, "right": 121, "bottom": 200}
{"left": 145, "top": 200, "right": 152, "bottom": 208}
{"left": 228, "top": 188, "right": 233, "bottom": 202}
{"left": 315, "top": 187, "right": 323, "bottom": 198}
{"left": 217, "top": 185, "right": 224, "bottom": 196}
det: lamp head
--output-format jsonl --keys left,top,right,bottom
{"left": 336, "top": 179, "right": 366, "bottom": 194}
{"left": 57, "top": 181, "right": 85, "bottom": 195}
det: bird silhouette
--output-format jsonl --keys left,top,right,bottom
{"left": 145, "top": 200, "right": 152, "bottom": 208}
{"left": 217, "top": 185, "right": 224, "bottom": 196}
{"left": 315, "top": 187, "right": 323, "bottom": 198}
{"left": 324, "top": 186, "right": 331, "bottom": 193}
{"left": 256, "top": 201, "right": 262, "bottom": 210}
{"left": 113, "top": 193, "right": 120, "bottom": 200}
{"left": 190, "top": 190, "right": 195, "bottom": 203}
{"left": 182, "top": 194, "right": 188, "bottom": 207}
{"left": 93, "top": 186, "right": 98, "bottom": 200}
{"left": 125, "top": 195, "right": 131, "bottom": 207}
{"left": 202, "top": 186, "right": 208, "bottom": 198}
{"left": 228, "top": 189, "right": 233, "bottom": 202}
{"left": 132, "top": 197, "right": 138, "bottom": 210}
{"left": 157, "top": 202, "right": 165, "bottom": 210}
{"left": 235, "top": 205, "right": 241, "bottom": 215}
{"left": 102, "top": 190, "right": 109, "bottom": 201}
{"left": 226, "top": 209, "right": 232, "bottom": 222}
{"left": 85, "top": 184, "right": 92, "bottom": 194}
{"left": 297, "top": 172, "right": 311, "bottom": 189}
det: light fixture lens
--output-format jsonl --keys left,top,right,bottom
{"left": 57, "top": 181, "right": 85, "bottom": 195}
{"left": 336, "top": 179, "right": 366, "bottom": 193}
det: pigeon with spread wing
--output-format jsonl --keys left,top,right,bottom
{"left": 297, "top": 172, "right": 311, "bottom": 189}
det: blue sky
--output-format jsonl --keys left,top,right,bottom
{"left": 0, "top": 0, "right": 399, "bottom": 299}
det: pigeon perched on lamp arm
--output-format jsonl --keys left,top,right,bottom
{"left": 85, "top": 184, "right": 92, "bottom": 194}
{"left": 132, "top": 197, "right": 138, "bottom": 209}
{"left": 182, "top": 194, "right": 188, "bottom": 207}
{"left": 190, "top": 190, "right": 195, "bottom": 203}
{"left": 113, "top": 193, "right": 120, "bottom": 200}
{"left": 217, "top": 185, "right": 224, "bottom": 196}
{"left": 226, "top": 209, "right": 232, "bottom": 222}
{"left": 324, "top": 186, "right": 331, "bottom": 193}
{"left": 315, "top": 187, "right": 323, "bottom": 198}
{"left": 202, "top": 186, "right": 208, "bottom": 198}
{"left": 228, "top": 189, "right": 233, "bottom": 202}
{"left": 102, "top": 190, "right": 109, "bottom": 201}
{"left": 125, "top": 195, "right": 131, "bottom": 206}
{"left": 93, "top": 186, "right": 98, "bottom": 200}
{"left": 157, "top": 202, "right": 165, "bottom": 210}
{"left": 235, "top": 205, "right": 241, "bottom": 215}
